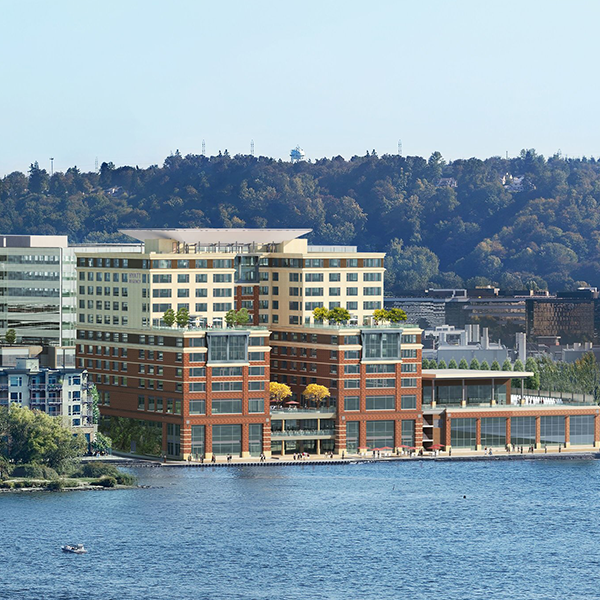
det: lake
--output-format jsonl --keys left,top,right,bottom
{"left": 1, "top": 459, "right": 599, "bottom": 599}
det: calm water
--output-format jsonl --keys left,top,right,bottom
{"left": 1, "top": 460, "right": 599, "bottom": 600}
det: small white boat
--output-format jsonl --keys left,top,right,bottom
{"left": 61, "top": 544, "right": 87, "bottom": 554}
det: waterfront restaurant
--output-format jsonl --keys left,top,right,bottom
{"left": 422, "top": 369, "right": 600, "bottom": 451}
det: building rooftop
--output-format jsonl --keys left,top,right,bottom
{"left": 422, "top": 369, "right": 532, "bottom": 380}
{"left": 119, "top": 228, "right": 312, "bottom": 245}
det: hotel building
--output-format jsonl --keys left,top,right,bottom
{"left": 73, "top": 228, "right": 600, "bottom": 459}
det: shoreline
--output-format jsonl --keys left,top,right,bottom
{"left": 103, "top": 448, "right": 600, "bottom": 469}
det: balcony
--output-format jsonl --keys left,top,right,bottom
{"left": 271, "top": 429, "right": 335, "bottom": 440}
{"left": 29, "top": 385, "right": 46, "bottom": 391}
{"left": 270, "top": 407, "right": 336, "bottom": 419}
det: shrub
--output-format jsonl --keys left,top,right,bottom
{"left": 0, "top": 481, "right": 14, "bottom": 489}
{"left": 77, "top": 463, "right": 119, "bottom": 479}
{"left": 92, "top": 476, "right": 117, "bottom": 488}
{"left": 115, "top": 472, "right": 137, "bottom": 486}
{"left": 46, "top": 479, "right": 66, "bottom": 491}
{"left": 11, "top": 464, "right": 58, "bottom": 480}
{"left": 13, "top": 481, "right": 26, "bottom": 489}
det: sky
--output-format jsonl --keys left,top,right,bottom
{"left": 1, "top": 0, "right": 600, "bottom": 175}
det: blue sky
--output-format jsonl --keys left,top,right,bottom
{"left": 1, "top": 0, "right": 599, "bottom": 175}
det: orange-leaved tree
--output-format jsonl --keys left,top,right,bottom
{"left": 302, "top": 383, "right": 330, "bottom": 409}
{"left": 269, "top": 382, "right": 292, "bottom": 405}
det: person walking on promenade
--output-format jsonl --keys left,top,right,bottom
{"left": 211, "top": 454, "right": 216, "bottom": 463}
{"left": 448, "top": 448, "right": 452, "bottom": 457}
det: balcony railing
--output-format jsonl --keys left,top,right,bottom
{"left": 270, "top": 407, "right": 336, "bottom": 416}
{"left": 271, "top": 429, "right": 335, "bottom": 438}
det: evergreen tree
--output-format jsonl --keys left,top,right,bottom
{"left": 502, "top": 359, "right": 513, "bottom": 371}
{"left": 490, "top": 360, "right": 501, "bottom": 370}
{"left": 448, "top": 358, "right": 458, "bottom": 369}
{"left": 438, "top": 359, "right": 447, "bottom": 369}
{"left": 458, "top": 358, "right": 469, "bottom": 369}
{"left": 470, "top": 358, "right": 480, "bottom": 370}
{"left": 525, "top": 357, "right": 540, "bottom": 390}
{"left": 480, "top": 360, "right": 490, "bottom": 370}
{"left": 422, "top": 358, "right": 430, "bottom": 369}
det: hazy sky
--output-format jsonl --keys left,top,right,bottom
{"left": 2, "top": 0, "right": 599, "bottom": 175}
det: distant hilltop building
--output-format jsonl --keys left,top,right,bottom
{"left": 290, "top": 146, "right": 305, "bottom": 163}
{"left": 436, "top": 177, "right": 458, "bottom": 188}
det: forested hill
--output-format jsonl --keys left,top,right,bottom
{"left": 2, "top": 149, "right": 600, "bottom": 294}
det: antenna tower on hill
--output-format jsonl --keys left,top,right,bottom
{"left": 251, "top": 140, "right": 255, "bottom": 156}
{"left": 202, "top": 140, "right": 206, "bottom": 156}
{"left": 398, "top": 140, "right": 402, "bottom": 156}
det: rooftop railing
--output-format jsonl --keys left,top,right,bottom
{"left": 271, "top": 429, "right": 335, "bottom": 438}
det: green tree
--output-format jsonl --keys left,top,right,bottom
{"left": 490, "top": 360, "right": 500, "bottom": 371}
{"left": 328, "top": 307, "right": 351, "bottom": 324}
{"left": 502, "top": 359, "right": 513, "bottom": 371}
{"left": 512, "top": 358, "right": 525, "bottom": 389}
{"left": 438, "top": 359, "right": 447, "bottom": 369}
{"left": 175, "top": 306, "right": 190, "bottom": 327}
{"left": 470, "top": 358, "right": 480, "bottom": 370}
{"left": 0, "top": 406, "right": 86, "bottom": 470}
{"left": 312, "top": 307, "right": 329, "bottom": 322}
{"left": 429, "top": 359, "right": 438, "bottom": 368}
{"left": 225, "top": 308, "right": 250, "bottom": 327}
{"left": 4, "top": 329, "right": 16, "bottom": 345}
{"left": 458, "top": 358, "right": 469, "bottom": 369}
{"left": 525, "top": 357, "right": 540, "bottom": 390}
{"left": 92, "top": 432, "right": 112, "bottom": 454}
{"left": 387, "top": 308, "right": 407, "bottom": 323}
{"left": 448, "top": 358, "right": 458, "bottom": 369}
{"left": 162, "top": 308, "right": 175, "bottom": 327}
{"left": 572, "top": 353, "right": 600, "bottom": 402}
{"left": 422, "top": 358, "right": 430, "bottom": 369}
{"left": 480, "top": 360, "right": 490, "bottom": 370}
{"left": 90, "top": 385, "right": 100, "bottom": 424}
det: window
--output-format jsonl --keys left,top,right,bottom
{"left": 362, "top": 332, "right": 401, "bottom": 359}
{"left": 177, "top": 289, "right": 190, "bottom": 298}
{"left": 212, "top": 366, "right": 243, "bottom": 377}
{"left": 345, "top": 350, "right": 360, "bottom": 360}
{"left": 213, "top": 288, "right": 232, "bottom": 297}
{"left": 195, "top": 303, "right": 208, "bottom": 312}
{"left": 401, "top": 349, "right": 418, "bottom": 358}
{"left": 195, "top": 289, "right": 208, "bottom": 297}
{"left": 195, "top": 273, "right": 207, "bottom": 283}
{"left": 401, "top": 394, "right": 417, "bottom": 410}
{"left": 346, "top": 273, "right": 358, "bottom": 282}
{"left": 213, "top": 273, "right": 232, "bottom": 283}
{"left": 401, "top": 363, "right": 417, "bottom": 373}
{"left": 189, "top": 400, "right": 206, "bottom": 415}
{"left": 305, "top": 287, "right": 323, "bottom": 297}
{"left": 540, "top": 416, "right": 565, "bottom": 446}
{"left": 401, "top": 378, "right": 417, "bottom": 388}
{"left": 191, "top": 425, "right": 205, "bottom": 456}
{"left": 346, "top": 287, "right": 358, "bottom": 296}
{"left": 344, "top": 380, "right": 360, "bottom": 389}
{"left": 329, "top": 287, "right": 341, "bottom": 296}
{"left": 153, "top": 274, "right": 172, "bottom": 283}
{"left": 153, "top": 289, "right": 172, "bottom": 298}
{"left": 305, "top": 273, "right": 323, "bottom": 282}
{"left": 344, "top": 364, "right": 360, "bottom": 374}
{"left": 289, "top": 272, "right": 300, "bottom": 282}
{"left": 366, "top": 378, "right": 396, "bottom": 388}
{"left": 137, "top": 395, "right": 145, "bottom": 410}
{"left": 480, "top": 417, "right": 506, "bottom": 447}
{"left": 364, "top": 301, "right": 381, "bottom": 310}
{"left": 190, "top": 367, "right": 206, "bottom": 377}
{"left": 344, "top": 396, "right": 360, "bottom": 411}
{"left": 213, "top": 303, "right": 232, "bottom": 312}
{"left": 363, "top": 272, "right": 382, "bottom": 281}
{"left": 249, "top": 398, "right": 264, "bottom": 412}
{"left": 212, "top": 424, "right": 241, "bottom": 455}
{"left": 402, "top": 334, "right": 417, "bottom": 344}
{"left": 346, "top": 421, "right": 359, "bottom": 452}
{"left": 511, "top": 417, "right": 536, "bottom": 447}
{"left": 213, "top": 259, "right": 233, "bottom": 269}
{"left": 189, "top": 382, "right": 206, "bottom": 392}
{"left": 401, "top": 420, "right": 415, "bottom": 447}
{"left": 208, "top": 333, "right": 248, "bottom": 363}
{"left": 363, "top": 287, "right": 381, "bottom": 296}
{"left": 211, "top": 399, "right": 242, "bottom": 414}
{"left": 329, "top": 273, "right": 341, "bottom": 282}
{"left": 212, "top": 381, "right": 243, "bottom": 392}
{"left": 249, "top": 424, "right": 263, "bottom": 455}
{"left": 366, "top": 420, "right": 394, "bottom": 448}
{"left": 366, "top": 364, "right": 395, "bottom": 373}
{"left": 451, "top": 418, "right": 477, "bottom": 448}
{"left": 249, "top": 366, "right": 265, "bottom": 376}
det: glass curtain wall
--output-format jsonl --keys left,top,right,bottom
{"left": 346, "top": 421, "right": 359, "bottom": 452}
{"left": 366, "top": 420, "right": 394, "bottom": 449}
{"left": 511, "top": 417, "right": 536, "bottom": 447}
{"left": 540, "top": 416, "right": 565, "bottom": 446}
{"left": 212, "top": 424, "right": 242, "bottom": 455}
{"left": 569, "top": 415, "right": 595, "bottom": 445}
{"left": 480, "top": 417, "right": 506, "bottom": 447}
{"left": 450, "top": 418, "right": 476, "bottom": 448}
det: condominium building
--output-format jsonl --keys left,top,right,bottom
{"left": 0, "top": 353, "right": 94, "bottom": 438}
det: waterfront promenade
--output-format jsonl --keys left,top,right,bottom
{"left": 103, "top": 445, "right": 600, "bottom": 468}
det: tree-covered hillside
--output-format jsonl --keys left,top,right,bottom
{"left": 2, "top": 149, "right": 600, "bottom": 294}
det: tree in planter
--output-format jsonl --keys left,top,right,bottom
{"left": 448, "top": 358, "right": 458, "bottom": 369}
{"left": 422, "top": 358, "right": 430, "bottom": 369}
{"left": 480, "top": 360, "right": 490, "bottom": 370}
{"left": 269, "top": 382, "right": 292, "bottom": 406}
{"left": 502, "top": 359, "right": 513, "bottom": 371}
{"left": 302, "top": 383, "right": 330, "bottom": 409}
{"left": 327, "top": 307, "right": 351, "bottom": 324}
{"left": 4, "top": 329, "right": 16, "bottom": 345}
{"left": 490, "top": 360, "right": 501, "bottom": 371}
{"left": 525, "top": 357, "right": 540, "bottom": 390}
{"left": 373, "top": 308, "right": 389, "bottom": 323}
{"left": 162, "top": 309, "right": 176, "bottom": 327}
{"left": 225, "top": 308, "right": 251, "bottom": 327}
{"left": 175, "top": 307, "right": 190, "bottom": 328}
{"left": 458, "top": 358, "right": 469, "bottom": 369}
{"left": 312, "top": 307, "right": 329, "bottom": 323}
{"left": 387, "top": 308, "right": 407, "bottom": 323}
{"left": 470, "top": 358, "right": 480, "bottom": 370}
{"left": 437, "top": 359, "right": 447, "bottom": 369}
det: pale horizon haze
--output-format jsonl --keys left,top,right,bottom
{"left": 1, "top": 0, "right": 599, "bottom": 175}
